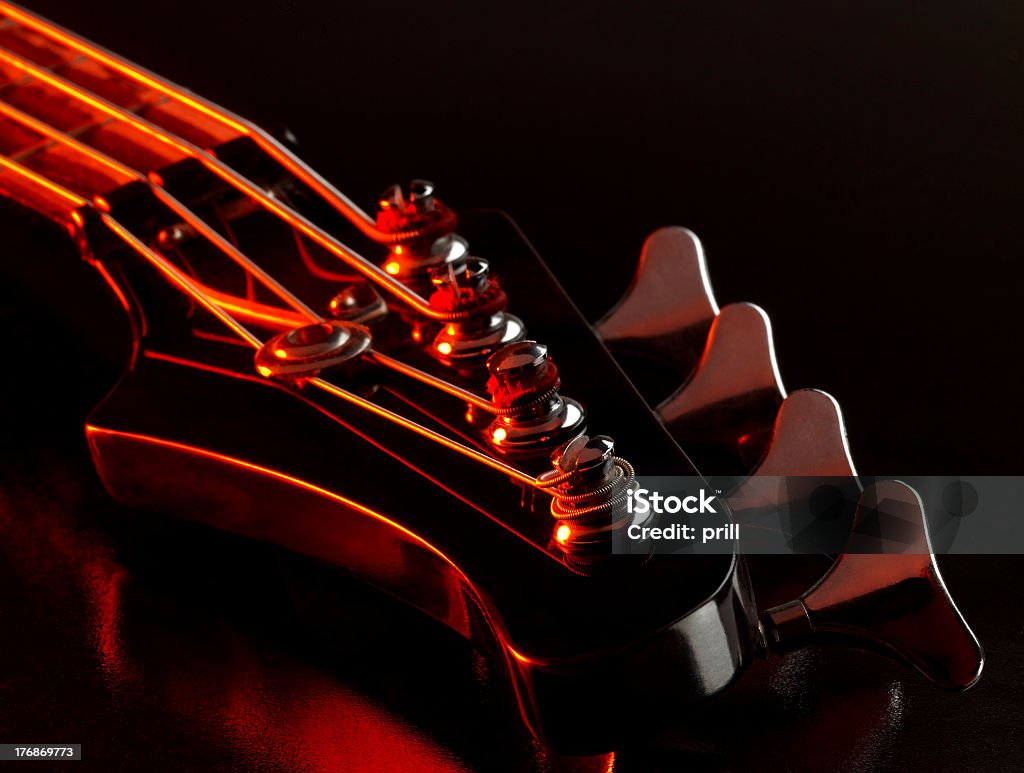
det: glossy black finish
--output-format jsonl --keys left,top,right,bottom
{"left": 82, "top": 202, "right": 758, "bottom": 752}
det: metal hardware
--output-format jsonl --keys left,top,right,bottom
{"left": 762, "top": 480, "right": 984, "bottom": 691}
{"left": 408, "top": 179, "right": 435, "bottom": 211}
{"left": 255, "top": 321, "right": 372, "bottom": 378}
{"left": 539, "top": 435, "right": 639, "bottom": 565}
{"left": 327, "top": 283, "right": 388, "bottom": 324}
{"left": 428, "top": 257, "right": 525, "bottom": 365}
{"left": 596, "top": 226, "right": 718, "bottom": 377}
{"left": 485, "top": 341, "right": 585, "bottom": 453}
{"left": 376, "top": 180, "right": 461, "bottom": 286}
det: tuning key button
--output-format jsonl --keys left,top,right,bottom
{"left": 658, "top": 302, "right": 785, "bottom": 471}
{"left": 486, "top": 341, "right": 586, "bottom": 455}
{"left": 728, "top": 389, "right": 860, "bottom": 517}
{"left": 745, "top": 389, "right": 857, "bottom": 479}
{"left": 762, "top": 481, "right": 984, "bottom": 691}
{"left": 596, "top": 226, "right": 719, "bottom": 379}
{"left": 726, "top": 389, "right": 861, "bottom": 553}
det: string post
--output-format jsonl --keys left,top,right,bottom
{"left": 427, "top": 257, "right": 526, "bottom": 366}
{"left": 541, "top": 435, "right": 639, "bottom": 569}
{"left": 485, "top": 341, "right": 586, "bottom": 454}
{"left": 376, "top": 180, "right": 461, "bottom": 286}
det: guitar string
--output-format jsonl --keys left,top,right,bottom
{"left": 0, "top": 43, "right": 594, "bottom": 501}
{"left": 0, "top": 44, "right": 464, "bottom": 322}
{"left": 0, "top": 147, "right": 550, "bottom": 489}
{"left": 0, "top": 98, "right": 321, "bottom": 323}
{"left": 0, "top": 1, "right": 425, "bottom": 244}
{"left": 95, "top": 208, "right": 543, "bottom": 488}
{"left": 0, "top": 64, "right": 524, "bottom": 417}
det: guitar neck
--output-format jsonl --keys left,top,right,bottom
{"left": 0, "top": 3, "right": 383, "bottom": 237}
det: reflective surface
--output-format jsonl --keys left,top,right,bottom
{"left": 2, "top": 422, "right": 1021, "bottom": 771}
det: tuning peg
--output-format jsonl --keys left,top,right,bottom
{"left": 485, "top": 341, "right": 586, "bottom": 455}
{"left": 428, "top": 258, "right": 525, "bottom": 366}
{"left": 377, "top": 183, "right": 407, "bottom": 215}
{"left": 762, "top": 480, "right": 984, "bottom": 691}
{"left": 727, "top": 389, "right": 861, "bottom": 554}
{"left": 408, "top": 179, "right": 436, "bottom": 212}
{"left": 658, "top": 302, "right": 785, "bottom": 470}
{"left": 747, "top": 389, "right": 856, "bottom": 478}
{"left": 729, "top": 389, "right": 859, "bottom": 506}
{"left": 595, "top": 226, "right": 718, "bottom": 378}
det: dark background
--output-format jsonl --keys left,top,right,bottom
{"left": 3, "top": 1, "right": 1024, "bottom": 771}
{"left": 21, "top": 0, "right": 1024, "bottom": 475}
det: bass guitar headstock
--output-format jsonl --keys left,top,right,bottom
{"left": 0, "top": 2, "right": 982, "bottom": 753}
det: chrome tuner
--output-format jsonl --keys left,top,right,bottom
{"left": 485, "top": 341, "right": 585, "bottom": 455}
{"left": 541, "top": 434, "right": 639, "bottom": 572}
{"left": 762, "top": 480, "right": 984, "bottom": 691}
{"left": 427, "top": 257, "right": 525, "bottom": 366}
{"left": 375, "top": 180, "right": 463, "bottom": 289}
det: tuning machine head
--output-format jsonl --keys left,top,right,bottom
{"left": 376, "top": 180, "right": 462, "bottom": 288}
{"left": 485, "top": 341, "right": 585, "bottom": 455}
{"left": 427, "top": 257, "right": 525, "bottom": 366}
{"left": 762, "top": 480, "right": 984, "bottom": 691}
{"left": 543, "top": 434, "right": 640, "bottom": 571}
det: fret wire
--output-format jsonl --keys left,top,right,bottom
{"left": 0, "top": 2, "right": 250, "bottom": 136}
{"left": 0, "top": 99, "right": 134, "bottom": 176}
{"left": 0, "top": 42, "right": 452, "bottom": 320}
{"left": 0, "top": 96, "right": 321, "bottom": 323}
{"left": 0, "top": 91, "right": 513, "bottom": 423}
{"left": 0, "top": 19, "right": 556, "bottom": 493}
{"left": 9, "top": 136, "right": 58, "bottom": 164}
{"left": 0, "top": 1, "right": 384, "bottom": 237}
